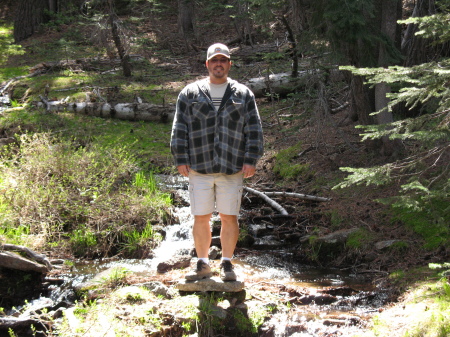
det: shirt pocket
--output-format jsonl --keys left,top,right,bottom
{"left": 190, "top": 99, "right": 211, "bottom": 120}
{"left": 225, "top": 99, "right": 245, "bottom": 122}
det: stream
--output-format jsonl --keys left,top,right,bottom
{"left": 4, "top": 175, "right": 388, "bottom": 336}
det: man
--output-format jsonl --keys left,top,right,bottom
{"left": 170, "top": 43, "right": 264, "bottom": 281}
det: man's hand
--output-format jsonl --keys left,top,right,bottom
{"left": 242, "top": 164, "right": 256, "bottom": 178}
{"left": 177, "top": 165, "right": 190, "bottom": 177}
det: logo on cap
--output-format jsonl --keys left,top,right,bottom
{"left": 207, "top": 43, "right": 230, "bottom": 60}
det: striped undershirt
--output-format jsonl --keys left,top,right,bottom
{"left": 208, "top": 80, "right": 229, "bottom": 110}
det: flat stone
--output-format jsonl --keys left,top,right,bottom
{"left": 175, "top": 277, "right": 245, "bottom": 292}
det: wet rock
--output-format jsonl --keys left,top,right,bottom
{"left": 156, "top": 255, "right": 191, "bottom": 273}
{"left": 141, "top": 281, "right": 173, "bottom": 298}
{"left": 0, "top": 251, "right": 49, "bottom": 273}
{"left": 319, "top": 286, "right": 356, "bottom": 296}
{"left": 297, "top": 294, "right": 337, "bottom": 305}
{"left": 20, "top": 297, "right": 54, "bottom": 317}
{"left": 208, "top": 246, "right": 221, "bottom": 260}
{"left": 300, "top": 228, "right": 360, "bottom": 260}
{"left": 211, "top": 236, "right": 221, "bottom": 246}
{"left": 248, "top": 224, "right": 270, "bottom": 237}
{"left": 252, "top": 235, "right": 284, "bottom": 250}
{"left": 74, "top": 266, "right": 127, "bottom": 292}
{"left": 176, "top": 277, "right": 245, "bottom": 292}
{"left": 323, "top": 318, "right": 347, "bottom": 326}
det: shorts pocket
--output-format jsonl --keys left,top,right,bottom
{"left": 236, "top": 186, "right": 243, "bottom": 212}
{"left": 188, "top": 181, "right": 195, "bottom": 211}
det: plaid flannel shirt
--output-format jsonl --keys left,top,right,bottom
{"left": 170, "top": 78, "right": 264, "bottom": 175}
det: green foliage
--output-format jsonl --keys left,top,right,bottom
{"left": 120, "top": 222, "right": 162, "bottom": 257}
{"left": 309, "top": 0, "right": 400, "bottom": 66}
{"left": 273, "top": 142, "right": 312, "bottom": 180}
{"left": 0, "top": 128, "right": 171, "bottom": 256}
{"left": 335, "top": 5, "right": 450, "bottom": 249}
{"left": 69, "top": 225, "right": 98, "bottom": 256}
{"left": 346, "top": 228, "right": 373, "bottom": 249}
{"left": 232, "top": 308, "right": 255, "bottom": 335}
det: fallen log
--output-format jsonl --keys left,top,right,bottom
{"left": 34, "top": 100, "right": 175, "bottom": 122}
{"left": 243, "top": 186, "right": 289, "bottom": 215}
{"left": 1, "top": 243, "right": 53, "bottom": 271}
{"left": 244, "top": 71, "right": 310, "bottom": 98}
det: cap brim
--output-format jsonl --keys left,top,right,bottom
{"left": 207, "top": 53, "right": 231, "bottom": 61}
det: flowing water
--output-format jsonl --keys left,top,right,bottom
{"left": 47, "top": 175, "right": 385, "bottom": 336}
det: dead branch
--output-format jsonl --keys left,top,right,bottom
{"left": 263, "top": 191, "right": 331, "bottom": 202}
{"left": 243, "top": 186, "right": 289, "bottom": 215}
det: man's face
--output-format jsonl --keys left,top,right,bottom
{"left": 206, "top": 56, "right": 231, "bottom": 82}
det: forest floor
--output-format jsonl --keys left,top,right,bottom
{"left": 1, "top": 3, "right": 449, "bottom": 336}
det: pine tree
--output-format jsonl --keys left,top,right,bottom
{"left": 335, "top": 1, "right": 450, "bottom": 249}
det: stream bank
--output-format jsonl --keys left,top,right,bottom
{"left": 0, "top": 178, "right": 396, "bottom": 337}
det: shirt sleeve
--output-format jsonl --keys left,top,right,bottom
{"left": 243, "top": 90, "right": 264, "bottom": 166}
{"left": 170, "top": 91, "right": 190, "bottom": 166}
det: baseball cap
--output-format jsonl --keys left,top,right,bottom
{"left": 206, "top": 43, "right": 230, "bottom": 61}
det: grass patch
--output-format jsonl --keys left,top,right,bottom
{"left": 0, "top": 109, "right": 172, "bottom": 257}
{"left": 273, "top": 141, "right": 313, "bottom": 180}
{"left": 346, "top": 228, "right": 375, "bottom": 249}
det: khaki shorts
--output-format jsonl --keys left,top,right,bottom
{"left": 188, "top": 170, "right": 243, "bottom": 216}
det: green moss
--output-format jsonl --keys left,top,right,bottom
{"left": 273, "top": 142, "right": 312, "bottom": 180}
{"left": 346, "top": 228, "right": 374, "bottom": 249}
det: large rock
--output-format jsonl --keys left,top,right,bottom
{"left": 74, "top": 266, "right": 127, "bottom": 292}
{"left": 0, "top": 251, "right": 49, "bottom": 273}
{"left": 156, "top": 255, "right": 191, "bottom": 273}
{"left": 176, "top": 277, "right": 245, "bottom": 292}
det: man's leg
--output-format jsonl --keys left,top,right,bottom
{"left": 219, "top": 213, "right": 239, "bottom": 258}
{"left": 218, "top": 213, "right": 238, "bottom": 281}
{"left": 185, "top": 213, "right": 213, "bottom": 280}
{"left": 193, "top": 213, "right": 212, "bottom": 258}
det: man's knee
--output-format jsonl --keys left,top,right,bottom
{"left": 219, "top": 213, "right": 238, "bottom": 226}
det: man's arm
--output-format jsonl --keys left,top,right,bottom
{"left": 243, "top": 90, "right": 264, "bottom": 167}
{"left": 170, "top": 91, "right": 190, "bottom": 168}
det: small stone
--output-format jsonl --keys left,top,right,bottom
{"left": 157, "top": 255, "right": 191, "bottom": 273}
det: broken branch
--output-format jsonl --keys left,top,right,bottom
{"left": 243, "top": 186, "right": 289, "bottom": 215}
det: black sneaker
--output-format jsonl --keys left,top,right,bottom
{"left": 220, "top": 260, "right": 237, "bottom": 281}
{"left": 185, "top": 260, "right": 212, "bottom": 281}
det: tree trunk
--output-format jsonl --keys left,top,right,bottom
{"left": 280, "top": 15, "right": 299, "bottom": 78}
{"left": 349, "top": 74, "right": 373, "bottom": 125}
{"left": 48, "top": 0, "right": 57, "bottom": 12}
{"left": 178, "top": 0, "right": 195, "bottom": 40}
{"left": 13, "top": 0, "right": 49, "bottom": 42}
{"left": 375, "top": 0, "right": 404, "bottom": 157}
{"left": 231, "top": 0, "right": 253, "bottom": 45}
{"left": 108, "top": 0, "right": 132, "bottom": 77}
{"left": 402, "top": 0, "right": 436, "bottom": 66}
